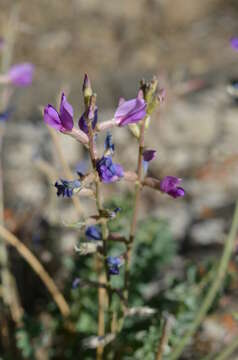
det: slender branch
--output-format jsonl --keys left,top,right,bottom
{"left": 124, "top": 118, "right": 146, "bottom": 306}
{"left": 169, "top": 201, "right": 238, "bottom": 360}
{"left": 213, "top": 336, "right": 238, "bottom": 360}
{"left": 0, "top": 5, "right": 23, "bottom": 326}
{"left": 86, "top": 112, "right": 112, "bottom": 359}
{"left": 156, "top": 315, "right": 173, "bottom": 360}
{"left": 96, "top": 118, "right": 116, "bottom": 132}
{"left": 0, "top": 224, "right": 70, "bottom": 317}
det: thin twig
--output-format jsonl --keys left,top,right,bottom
{"left": 156, "top": 315, "right": 173, "bottom": 360}
{"left": 169, "top": 201, "right": 238, "bottom": 360}
{"left": 0, "top": 224, "right": 70, "bottom": 318}
{"left": 124, "top": 117, "right": 146, "bottom": 306}
{"left": 0, "top": 5, "right": 23, "bottom": 325}
{"left": 213, "top": 336, "right": 238, "bottom": 360}
{"left": 86, "top": 109, "right": 111, "bottom": 359}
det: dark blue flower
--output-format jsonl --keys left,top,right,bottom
{"left": 54, "top": 179, "right": 81, "bottom": 198}
{"left": 143, "top": 149, "right": 156, "bottom": 174}
{"left": 107, "top": 256, "right": 123, "bottom": 275}
{"left": 72, "top": 278, "right": 80, "bottom": 289}
{"left": 78, "top": 108, "right": 98, "bottom": 134}
{"left": 96, "top": 156, "right": 123, "bottom": 184}
{"left": 85, "top": 226, "right": 102, "bottom": 241}
{"left": 0, "top": 108, "right": 12, "bottom": 122}
{"left": 104, "top": 132, "right": 115, "bottom": 155}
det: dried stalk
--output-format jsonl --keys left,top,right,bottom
{"left": 0, "top": 224, "right": 70, "bottom": 318}
{"left": 156, "top": 315, "right": 173, "bottom": 360}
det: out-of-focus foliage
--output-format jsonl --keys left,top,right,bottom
{"left": 8, "top": 195, "right": 229, "bottom": 359}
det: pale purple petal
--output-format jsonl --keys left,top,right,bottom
{"left": 114, "top": 96, "right": 147, "bottom": 127}
{"left": 231, "top": 37, "right": 238, "bottom": 51}
{"left": 8, "top": 63, "right": 34, "bottom": 87}
{"left": 59, "top": 93, "right": 74, "bottom": 131}
{"left": 44, "top": 105, "right": 62, "bottom": 130}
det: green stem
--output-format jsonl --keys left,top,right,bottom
{"left": 123, "top": 118, "right": 146, "bottom": 306}
{"left": 213, "top": 336, "right": 238, "bottom": 360}
{"left": 169, "top": 201, "right": 238, "bottom": 360}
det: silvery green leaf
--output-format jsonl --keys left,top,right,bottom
{"left": 82, "top": 333, "right": 115, "bottom": 349}
{"left": 74, "top": 241, "right": 103, "bottom": 255}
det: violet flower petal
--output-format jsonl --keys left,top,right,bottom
{"left": 143, "top": 149, "right": 156, "bottom": 162}
{"left": 231, "top": 37, "right": 238, "bottom": 51}
{"left": 114, "top": 93, "right": 147, "bottom": 127}
{"left": 78, "top": 108, "right": 98, "bottom": 134}
{"left": 44, "top": 105, "right": 62, "bottom": 130}
{"left": 8, "top": 63, "right": 34, "bottom": 87}
{"left": 59, "top": 93, "right": 74, "bottom": 131}
{"left": 160, "top": 176, "right": 181, "bottom": 193}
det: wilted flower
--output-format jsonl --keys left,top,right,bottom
{"left": 114, "top": 90, "right": 147, "bottom": 126}
{"left": 54, "top": 179, "right": 81, "bottom": 198}
{"left": 85, "top": 226, "right": 102, "bottom": 241}
{"left": 143, "top": 149, "right": 156, "bottom": 162}
{"left": 78, "top": 108, "right": 98, "bottom": 134}
{"left": 160, "top": 176, "right": 185, "bottom": 198}
{"left": 104, "top": 132, "right": 115, "bottom": 155}
{"left": 96, "top": 156, "right": 123, "bottom": 183}
{"left": 231, "top": 37, "right": 238, "bottom": 51}
{"left": 143, "top": 149, "right": 156, "bottom": 174}
{"left": 44, "top": 93, "right": 74, "bottom": 132}
{"left": 7, "top": 63, "right": 34, "bottom": 87}
{"left": 72, "top": 278, "right": 80, "bottom": 289}
{"left": 107, "top": 256, "right": 123, "bottom": 275}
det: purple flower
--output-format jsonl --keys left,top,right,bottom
{"left": 160, "top": 176, "right": 185, "bottom": 199}
{"left": 143, "top": 149, "right": 156, "bottom": 174}
{"left": 0, "top": 108, "right": 12, "bottom": 122}
{"left": 78, "top": 108, "right": 98, "bottom": 134}
{"left": 231, "top": 37, "right": 238, "bottom": 51}
{"left": 143, "top": 149, "right": 156, "bottom": 162}
{"left": 7, "top": 63, "right": 34, "bottom": 87}
{"left": 107, "top": 256, "right": 123, "bottom": 275}
{"left": 44, "top": 93, "right": 74, "bottom": 132}
{"left": 114, "top": 90, "right": 147, "bottom": 126}
{"left": 104, "top": 132, "right": 115, "bottom": 155}
{"left": 54, "top": 179, "right": 81, "bottom": 198}
{"left": 96, "top": 156, "right": 124, "bottom": 184}
{"left": 85, "top": 226, "right": 102, "bottom": 241}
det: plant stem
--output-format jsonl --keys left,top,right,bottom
{"left": 156, "top": 315, "right": 173, "bottom": 360}
{"left": 86, "top": 116, "right": 112, "bottom": 359}
{"left": 213, "top": 336, "right": 238, "bottom": 360}
{"left": 0, "top": 224, "right": 70, "bottom": 317}
{"left": 0, "top": 5, "right": 23, "bottom": 326}
{"left": 124, "top": 118, "right": 146, "bottom": 306}
{"left": 169, "top": 200, "right": 238, "bottom": 360}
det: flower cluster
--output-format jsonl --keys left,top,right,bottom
{"left": 42, "top": 74, "right": 185, "bottom": 292}
{"left": 55, "top": 179, "right": 81, "bottom": 198}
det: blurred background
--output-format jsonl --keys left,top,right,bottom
{"left": 1, "top": 0, "right": 238, "bottom": 359}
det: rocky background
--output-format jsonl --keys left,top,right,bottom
{"left": 2, "top": 0, "right": 238, "bottom": 353}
